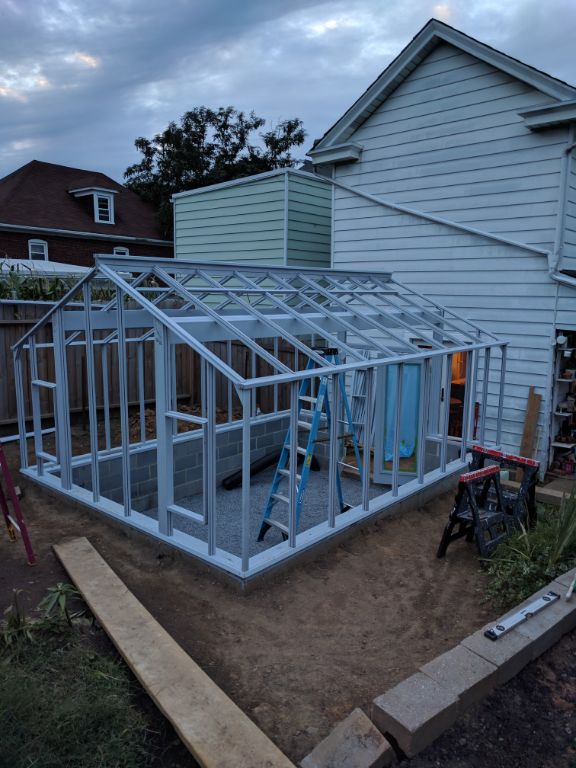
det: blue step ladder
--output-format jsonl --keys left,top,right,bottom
{"left": 257, "top": 350, "right": 364, "bottom": 542}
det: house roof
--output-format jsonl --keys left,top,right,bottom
{"left": 310, "top": 18, "right": 576, "bottom": 155}
{"left": 0, "top": 160, "right": 168, "bottom": 241}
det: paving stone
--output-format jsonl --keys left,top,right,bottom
{"left": 552, "top": 567, "right": 576, "bottom": 591}
{"left": 511, "top": 581, "right": 576, "bottom": 657}
{"left": 372, "top": 672, "right": 459, "bottom": 758}
{"left": 460, "top": 621, "right": 533, "bottom": 685}
{"left": 420, "top": 644, "right": 498, "bottom": 710}
{"left": 300, "top": 708, "right": 395, "bottom": 768}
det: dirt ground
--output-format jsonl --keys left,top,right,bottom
{"left": 0, "top": 439, "right": 498, "bottom": 763}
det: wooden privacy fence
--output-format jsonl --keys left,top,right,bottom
{"left": 0, "top": 301, "right": 296, "bottom": 427}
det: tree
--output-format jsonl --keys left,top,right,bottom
{"left": 124, "top": 107, "right": 306, "bottom": 238}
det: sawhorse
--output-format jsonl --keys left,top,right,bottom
{"left": 437, "top": 465, "right": 515, "bottom": 559}
{"left": 469, "top": 446, "right": 539, "bottom": 527}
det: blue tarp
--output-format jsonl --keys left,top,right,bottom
{"left": 384, "top": 364, "right": 420, "bottom": 462}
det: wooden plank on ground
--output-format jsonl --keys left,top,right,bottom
{"left": 54, "top": 537, "right": 295, "bottom": 768}
{"left": 501, "top": 480, "right": 569, "bottom": 506}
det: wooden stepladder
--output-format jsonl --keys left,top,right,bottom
{"left": 0, "top": 445, "right": 36, "bottom": 565}
{"left": 258, "top": 350, "right": 363, "bottom": 542}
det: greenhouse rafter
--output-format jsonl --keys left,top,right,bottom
{"left": 13, "top": 255, "right": 507, "bottom": 582}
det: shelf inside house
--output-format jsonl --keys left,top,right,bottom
{"left": 549, "top": 331, "right": 576, "bottom": 478}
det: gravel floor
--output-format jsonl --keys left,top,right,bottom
{"left": 170, "top": 465, "right": 384, "bottom": 557}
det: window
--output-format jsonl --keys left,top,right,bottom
{"left": 95, "top": 193, "right": 114, "bottom": 224}
{"left": 113, "top": 247, "right": 129, "bottom": 256}
{"left": 28, "top": 239, "right": 48, "bottom": 260}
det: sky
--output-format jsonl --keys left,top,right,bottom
{"left": 1, "top": 0, "right": 576, "bottom": 183}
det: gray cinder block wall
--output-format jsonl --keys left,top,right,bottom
{"left": 72, "top": 416, "right": 290, "bottom": 513}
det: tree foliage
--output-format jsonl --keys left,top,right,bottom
{"left": 124, "top": 106, "right": 306, "bottom": 238}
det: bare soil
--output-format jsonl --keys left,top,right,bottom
{"left": 0, "top": 440, "right": 495, "bottom": 763}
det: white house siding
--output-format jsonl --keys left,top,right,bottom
{"left": 332, "top": 187, "right": 557, "bottom": 464}
{"left": 173, "top": 176, "right": 286, "bottom": 265}
{"left": 286, "top": 174, "right": 331, "bottom": 267}
{"left": 562, "top": 153, "right": 576, "bottom": 265}
{"left": 557, "top": 283, "right": 576, "bottom": 330}
{"left": 336, "top": 42, "right": 568, "bottom": 252}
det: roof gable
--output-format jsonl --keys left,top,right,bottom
{"left": 0, "top": 160, "right": 166, "bottom": 241}
{"left": 310, "top": 19, "right": 576, "bottom": 156}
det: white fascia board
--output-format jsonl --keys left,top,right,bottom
{"left": 312, "top": 19, "right": 576, "bottom": 151}
{"left": 520, "top": 100, "right": 576, "bottom": 130}
{"left": 308, "top": 143, "right": 363, "bottom": 165}
{"left": 170, "top": 167, "right": 333, "bottom": 202}
{"left": 68, "top": 186, "right": 119, "bottom": 196}
{"left": 0, "top": 221, "right": 172, "bottom": 246}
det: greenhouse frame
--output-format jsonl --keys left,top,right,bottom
{"left": 13, "top": 255, "right": 507, "bottom": 581}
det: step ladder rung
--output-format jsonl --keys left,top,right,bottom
{"left": 272, "top": 492, "right": 291, "bottom": 504}
{"left": 297, "top": 420, "right": 313, "bottom": 430}
{"left": 298, "top": 395, "right": 317, "bottom": 403}
{"left": 279, "top": 469, "right": 302, "bottom": 481}
{"left": 266, "top": 519, "right": 289, "bottom": 536}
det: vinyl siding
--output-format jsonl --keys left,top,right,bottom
{"left": 174, "top": 176, "right": 285, "bottom": 265}
{"left": 556, "top": 282, "right": 576, "bottom": 330}
{"left": 562, "top": 153, "right": 576, "bottom": 265}
{"left": 332, "top": 186, "right": 557, "bottom": 464}
{"left": 336, "top": 42, "right": 567, "bottom": 251}
{"left": 286, "top": 175, "right": 331, "bottom": 267}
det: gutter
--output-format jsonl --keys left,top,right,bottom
{"left": 0, "top": 221, "right": 172, "bottom": 247}
{"left": 551, "top": 126, "right": 576, "bottom": 272}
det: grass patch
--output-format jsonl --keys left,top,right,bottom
{"left": 486, "top": 494, "right": 576, "bottom": 610}
{"left": 0, "top": 627, "right": 157, "bottom": 768}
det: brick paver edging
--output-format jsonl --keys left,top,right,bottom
{"left": 300, "top": 568, "right": 576, "bottom": 766}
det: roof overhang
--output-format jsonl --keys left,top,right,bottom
{"left": 520, "top": 100, "right": 576, "bottom": 130}
{"left": 68, "top": 186, "right": 119, "bottom": 197}
{"left": 308, "top": 142, "right": 363, "bottom": 167}
{"left": 310, "top": 18, "right": 576, "bottom": 155}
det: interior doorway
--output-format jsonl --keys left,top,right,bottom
{"left": 448, "top": 351, "right": 467, "bottom": 437}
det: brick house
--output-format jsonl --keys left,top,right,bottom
{"left": 0, "top": 160, "right": 173, "bottom": 266}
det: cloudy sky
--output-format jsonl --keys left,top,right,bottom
{"left": 1, "top": 0, "right": 575, "bottom": 183}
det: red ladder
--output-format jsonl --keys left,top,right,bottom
{"left": 0, "top": 445, "right": 36, "bottom": 565}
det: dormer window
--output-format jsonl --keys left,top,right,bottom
{"left": 95, "top": 194, "right": 114, "bottom": 223}
{"left": 68, "top": 185, "right": 118, "bottom": 225}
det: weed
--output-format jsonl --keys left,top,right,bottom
{"left": 486, "top": 494, "right": 576, "bottom": 609}
{"left": 1, "top": 590, "right": 36, "bottom": 650}
{"left": 38, "top": 582, "right": 84, "bottom": 626}
{"left": 0, "top": 631, "right": 155, "bottom": 767}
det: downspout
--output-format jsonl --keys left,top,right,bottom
{"left": 550, "top": 124, "right": 576, "bottom": 273}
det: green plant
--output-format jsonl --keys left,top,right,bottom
{"left": 0, "top": 631, "right": 154, "bottom": 767}
{"left": 486, "top": 494, "right": 576, "bottom": 609}
{"left": 1, "top": 590, "right": 36, "bottom": 649}
{"left": 38, "top": 582, "right": 84, "bottom": 626}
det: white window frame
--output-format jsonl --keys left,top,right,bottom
{"left": 94, "top": 193, "right": 115, "bottom": 224}
{"left": 28, "top": 239, "right": 48, "bottom": 261}
{"left": 113, "top": 246, "right": 129, "bottom": 256}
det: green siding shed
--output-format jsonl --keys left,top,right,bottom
{"left": 172, "top": 169, "right": 331, "bottom": 267}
